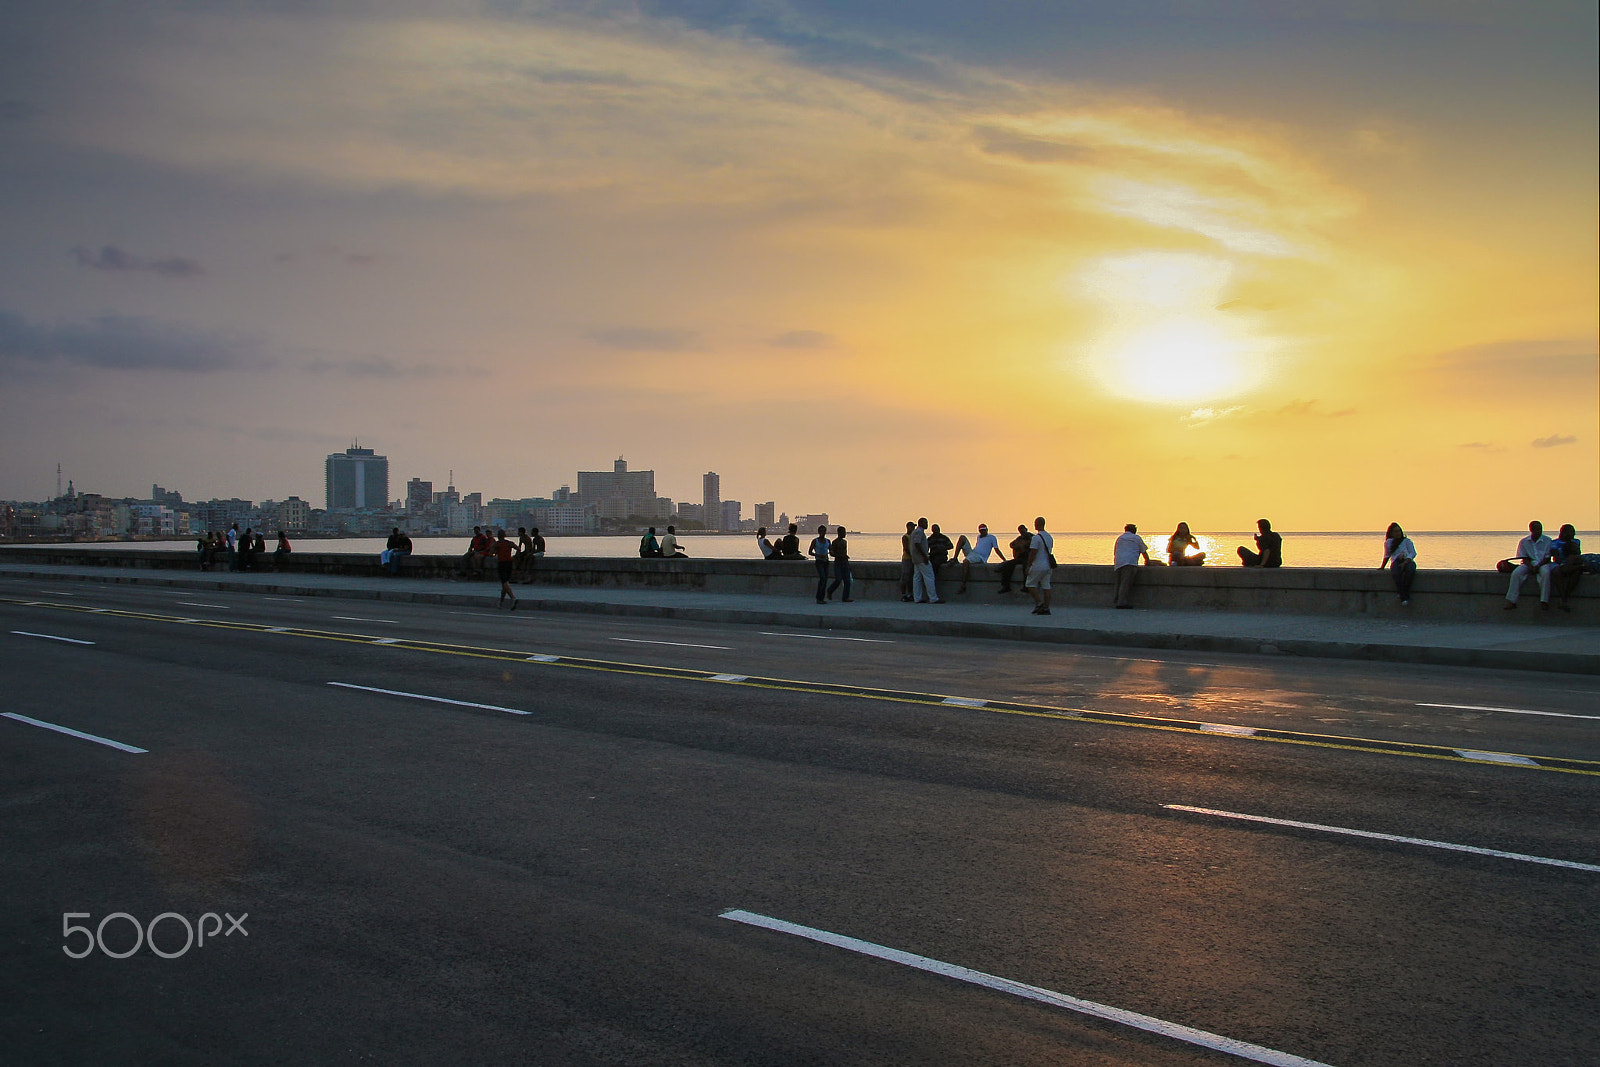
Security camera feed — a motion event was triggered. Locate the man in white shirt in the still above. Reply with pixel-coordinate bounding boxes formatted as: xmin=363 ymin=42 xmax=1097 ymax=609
xmin=1025 ymin=516 xmax=1054 ymax=616
xmin=1113 ymin=523 xmax=1151 ymax=608
xmin=1505 ymin=520 xmax=1555 ymax=609
xmin=659 ymin=525 xmax=687 ymax=558
xmin=951 ymin=523 xmax=1002 ymax=593
xmin=909 ymin=517 xmax=943 ymax=603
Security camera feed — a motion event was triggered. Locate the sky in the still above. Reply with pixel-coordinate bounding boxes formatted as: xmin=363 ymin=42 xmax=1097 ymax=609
xmin=1 ymin=0 xmax=1595 ymax=532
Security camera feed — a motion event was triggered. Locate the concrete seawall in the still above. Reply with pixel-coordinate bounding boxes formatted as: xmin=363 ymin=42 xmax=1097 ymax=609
xmin=2 ymin=546 xmax=1591 ymax=622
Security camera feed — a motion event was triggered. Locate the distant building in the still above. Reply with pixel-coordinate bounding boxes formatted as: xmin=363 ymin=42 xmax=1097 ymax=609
xmin=325 ymin=444 xmax=389 ymax=510
xmin=795 ymin=513 xmax=830 ymax=532
xmin=703 ymin=472 xmax=721 ymax=530
xmin=406 ymin=478 xmax=433 ymax=514
xmin=754 ymin=502 xmax=775 ymax=529
xmin=274 ymin=496 xmax=311 ymax=532
xmin=720 ymin=499 xmax=741 ymax=531
xmin=675 ymin=502 xmax=705 ymax=526
xmin=577 ymin=457 xmax=659 ymax=519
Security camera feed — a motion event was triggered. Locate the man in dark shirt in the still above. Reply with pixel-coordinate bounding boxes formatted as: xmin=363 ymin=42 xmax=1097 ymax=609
xmin=997 ymin=524 xmax=1032 ymax=592
xmin=776 ymin=523 xmax=804 ymax=560
xmin=926 ymin=523 xmax=954 ymax=570
xmin=1237 ymin=518 xmax=1283 ymax=568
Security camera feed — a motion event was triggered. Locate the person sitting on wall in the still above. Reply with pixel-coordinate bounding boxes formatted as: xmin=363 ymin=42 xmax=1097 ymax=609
xmin=1237 ymin=518 xmax=1283 ymax=568
xmin=1167 ymin=522 xmax=1206 ymax=566
xmin=659 ymin=525 xmax=688 ymax=558
xmin=639 ymin=527 xmax=662 ymax=558
xmin=462 ymin=526 xmax=490 ymax=579
xmin=997 ymin=524 xmax=1032 ymax=593
xmin=774 ymin=523 xmax=805 ymax=560
xmin=756 ymin=527 xmax=776 ymax=559
xmin=1503 ymin=520 xmax=1554 ymax=610
xmin=274 ymin=530 xmax=293 ymax=570
xmin=1548 ymin=523 xmax=1583 ymax=613
xmin=950 ymin=523 xmax=1003 ymax=593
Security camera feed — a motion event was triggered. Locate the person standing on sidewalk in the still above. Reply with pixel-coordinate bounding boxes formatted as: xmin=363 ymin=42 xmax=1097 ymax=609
xmin=827 ymin=526 xmax=853 ymax=602
xmin=494 ymin=529 xmax=519 ymax=609
xmin=1113 ymin=523 xmax=1150 ymax=608
xmin=910 ymin=517 xmax=943 ymax=603
xmin=1026 ymin=516 xmax=1054 ymax=615
xmin=808 ymin=525 xmax=831 ymax=604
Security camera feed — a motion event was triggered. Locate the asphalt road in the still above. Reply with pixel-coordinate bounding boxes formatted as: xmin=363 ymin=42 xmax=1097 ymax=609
xmin=2 ymin=577 xmax=1597 ymax=1065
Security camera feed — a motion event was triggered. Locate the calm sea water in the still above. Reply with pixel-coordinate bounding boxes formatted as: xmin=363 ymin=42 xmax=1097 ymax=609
xmin=31 ymin=531 xmax=1546 ymax=570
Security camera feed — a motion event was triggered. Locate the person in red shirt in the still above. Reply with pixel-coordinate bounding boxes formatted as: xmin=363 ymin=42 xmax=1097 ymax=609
xmin=493 ymin=529 xmax=519 ymax=609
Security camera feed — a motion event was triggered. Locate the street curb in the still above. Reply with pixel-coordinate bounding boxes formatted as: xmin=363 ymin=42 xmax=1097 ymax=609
xmin=6 ymin=567 xmax=1598 ymax=676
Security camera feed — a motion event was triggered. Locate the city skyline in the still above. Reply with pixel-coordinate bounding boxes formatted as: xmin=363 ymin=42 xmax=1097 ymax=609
xmin=1 ymin=2 xmax=1594 ymax=532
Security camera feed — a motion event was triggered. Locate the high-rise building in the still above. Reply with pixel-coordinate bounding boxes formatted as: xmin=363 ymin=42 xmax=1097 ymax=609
xmin=720 ymin=499 xmax=741 ymax=531
xmin=702 ymin=472 xmax=721 ymax=530
xmin=325 ymin=444 xmax=389 ymax=510
xmin=405 ymin=478 xmax=433 ymax=513
xmin=755 ymin=502 xmax=775 ymax=529
xmin=795 ymin=513 xmax=830 ymax=533
xmin=576 ymin=457 xmax=658 ymax=518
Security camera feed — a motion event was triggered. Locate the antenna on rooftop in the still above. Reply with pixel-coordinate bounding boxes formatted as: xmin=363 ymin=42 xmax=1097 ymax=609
xmin=56 ymin=463 xmax=62 ymax=499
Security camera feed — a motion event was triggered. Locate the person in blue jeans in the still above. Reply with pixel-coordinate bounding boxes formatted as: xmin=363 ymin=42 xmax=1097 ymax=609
xmin=826 ymin=526 xmax=853 ymax=602
xmin=808 ymin=525 xmax=831 ymax=604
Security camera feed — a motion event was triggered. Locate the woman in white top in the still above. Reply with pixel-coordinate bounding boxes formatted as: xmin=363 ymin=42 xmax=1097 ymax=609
xmin=1379 ymin=523 xmax=1417 ymax=605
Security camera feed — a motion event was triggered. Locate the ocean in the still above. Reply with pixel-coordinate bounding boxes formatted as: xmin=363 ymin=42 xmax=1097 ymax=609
xmin=29 ymin=530 xmax=1543 ymax=571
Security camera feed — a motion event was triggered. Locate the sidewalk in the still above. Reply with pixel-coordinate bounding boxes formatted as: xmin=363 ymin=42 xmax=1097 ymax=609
xmin=4 ymin=562 xmax=1598 ymax=675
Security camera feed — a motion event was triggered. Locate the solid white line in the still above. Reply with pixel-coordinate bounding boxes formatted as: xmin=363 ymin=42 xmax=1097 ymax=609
xmin=1200 ymin=723 xmax=1258 ymax=737
xmin=719 ymin=910 xmax=1334 ymax=1067
xmin=3 ymin=713 xmax=147 ymax=753
xmin=371 ymin=638 xmax=400 ymax=645
xmin=11 ymin=631 xmax=95 ymax=646
xmin=1418 ymin=702 xmax=1600 ymax=721
xmin=176 ymin=602 xmax=227 ymax=609
xmin=1164 ymin=805 xmax=1600 ymax=872
xmin=942 ymin=697 xmax=988 ymax=708
xmin=758 ymin=632 xmax=895 ymax=643
xmin=325 ymin=682 xmax=531 ymax=715
xmin=610 ymin=637 xmax=733 ymax=650
xmin=525 ymin=654 xmax=560 ymax=663
xmin=38 ymin=590 xmax=78 ymax=596
xmin=264 ymin=627 xmax=293 ymax=633
xmin=331 ymin=616 xmax=399 ymax=624
xmin=710 ymin=674 xmax=748 ymax=682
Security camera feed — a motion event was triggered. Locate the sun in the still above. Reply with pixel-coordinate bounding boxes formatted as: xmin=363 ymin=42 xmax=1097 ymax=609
xmin=1092 ymin=316 xmax=1264 ymax=404
xmin=1073 ymin=252 xmax=1273 ymax=405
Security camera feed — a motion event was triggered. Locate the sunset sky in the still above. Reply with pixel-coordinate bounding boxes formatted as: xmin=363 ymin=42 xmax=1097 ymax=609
xmin=1 ymin=0 xmax=1594 ymax=532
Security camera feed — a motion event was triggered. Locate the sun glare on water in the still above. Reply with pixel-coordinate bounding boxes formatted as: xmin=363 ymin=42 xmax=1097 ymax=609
xmin=1075 ymin=253 xmax=1271 ymax=405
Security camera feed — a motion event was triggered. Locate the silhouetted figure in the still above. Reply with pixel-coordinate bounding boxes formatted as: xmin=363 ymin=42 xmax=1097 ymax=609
xmin=1237 ymin=519 xmax=1282 ymax=568
xmin=1167 ymin=522 xmax=1206 ymax=566
xmin=1379 ymin=523 xmax=1416 ymax=605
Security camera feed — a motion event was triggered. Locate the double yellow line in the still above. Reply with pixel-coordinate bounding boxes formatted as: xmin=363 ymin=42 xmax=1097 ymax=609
xmin=8 ymin=595 xmax=1599 ymax=777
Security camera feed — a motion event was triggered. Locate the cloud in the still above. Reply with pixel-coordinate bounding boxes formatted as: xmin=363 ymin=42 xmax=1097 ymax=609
xmin=1458 ymin=441 xmax=1506 ymax=453
xmin=1183 ymin=405 xmax=1244 ymax=424
xmin=34 ymin=7 xmax=1360 ymax=257
xmin=1273 ymin=399 xmax=1355 ymax=418
xmin=302 ymin=356 xmax=488 ymax=379
xmin=71 ymin=244 xmax=205 ymax=278
xmin=1427 ymin=338 xmax=1598 ymax=379
xmin=769 ymin=329 xmax=834 ymax=349
xmin=1532 ymin=434 xmax=1578 ymax=449
xmin=586 ymin=327 xmax=702 ymax=351
xmin=0 ymin=308 xmax=257 ymax=373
